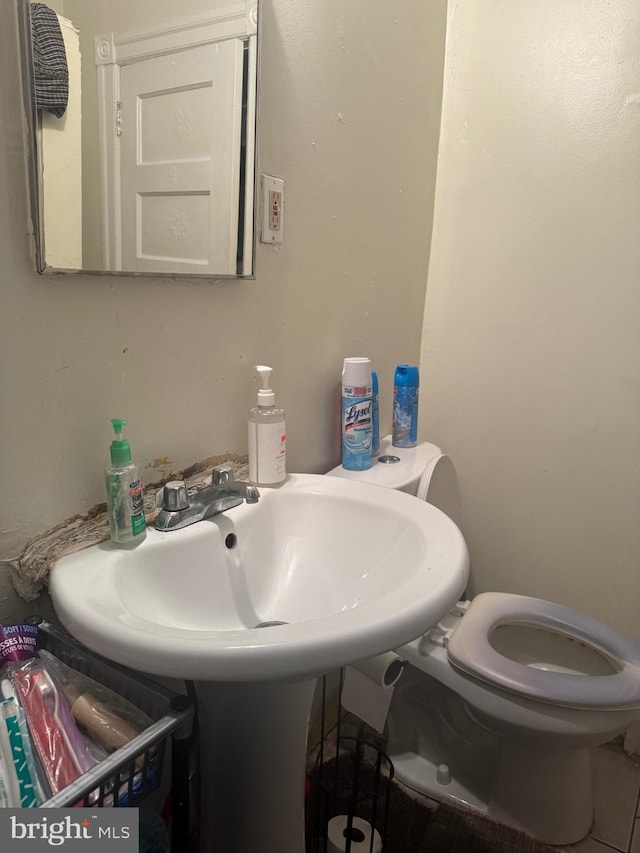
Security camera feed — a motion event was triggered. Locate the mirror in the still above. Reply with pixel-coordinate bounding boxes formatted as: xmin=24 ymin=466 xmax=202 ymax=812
xmin=19 ymin=0 xmax=259 ymax=278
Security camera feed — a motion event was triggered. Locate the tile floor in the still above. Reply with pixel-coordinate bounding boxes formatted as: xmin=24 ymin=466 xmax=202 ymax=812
xmin=559 ymin=741 xmax=640 ymax=853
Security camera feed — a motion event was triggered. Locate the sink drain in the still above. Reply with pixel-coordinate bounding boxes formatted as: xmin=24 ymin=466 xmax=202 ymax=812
xmin=255 ymin=620 xmax=288 ymax=628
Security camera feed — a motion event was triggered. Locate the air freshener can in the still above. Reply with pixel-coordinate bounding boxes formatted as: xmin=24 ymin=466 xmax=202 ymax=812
xmin=341 ymin=357 xmax=373 ymax=471
xmin=392 ymin=365 xmax=419 ymax=448
xmin=371 ymin=370 xmax=380 ymax=458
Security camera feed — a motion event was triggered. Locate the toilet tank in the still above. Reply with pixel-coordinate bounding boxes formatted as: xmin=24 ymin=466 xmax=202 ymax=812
xmin=326 ymin=435 xmax=442 ymax=495
xmin=326 ymin=435 xmax=462 ymax=528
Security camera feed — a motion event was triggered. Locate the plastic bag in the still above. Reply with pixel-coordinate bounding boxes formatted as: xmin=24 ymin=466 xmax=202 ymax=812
xmin=39 ymin=649 xmax=152 ymax=756
xmin=9 ymin=658 xmax=96 ymax=795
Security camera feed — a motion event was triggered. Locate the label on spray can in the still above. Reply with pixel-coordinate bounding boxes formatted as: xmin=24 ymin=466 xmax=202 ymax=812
xmin=392 ymin=365 xmax=419 ymax=448
xmin=341 ymin=358 xmax=373 ymax=470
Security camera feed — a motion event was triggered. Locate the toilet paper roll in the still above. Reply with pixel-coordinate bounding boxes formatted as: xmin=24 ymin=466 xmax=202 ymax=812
xmin=327 ymin=815 xmax=382 ymax=853
xmin=341 ymin=652 xmax=404 ymax=733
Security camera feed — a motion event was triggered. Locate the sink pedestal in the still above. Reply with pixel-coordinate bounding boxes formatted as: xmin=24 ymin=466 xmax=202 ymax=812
xmin=196 ymin=678 xmax=316 ymax=853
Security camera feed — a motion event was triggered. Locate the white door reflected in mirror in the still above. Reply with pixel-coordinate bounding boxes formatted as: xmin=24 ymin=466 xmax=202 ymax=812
xmin=115 ymin=37 xmax=244 ymax=273
xmin=21 ymin=0 xmax=259 ymax=279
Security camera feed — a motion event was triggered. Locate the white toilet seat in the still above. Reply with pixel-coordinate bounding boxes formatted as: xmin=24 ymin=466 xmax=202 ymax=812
xmin=446 ymin=592 xmax=640 ymax=710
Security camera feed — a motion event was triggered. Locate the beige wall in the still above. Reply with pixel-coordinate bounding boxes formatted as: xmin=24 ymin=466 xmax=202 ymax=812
xmin=0 ymin=1 xmax=447 ymax=620
xmin=421 ymin=0 xmax=640 ymax=640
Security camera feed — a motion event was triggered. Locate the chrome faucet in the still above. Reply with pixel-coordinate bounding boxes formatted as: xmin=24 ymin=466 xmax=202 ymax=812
xmin=155 ymin=466 xmax=260 ymax=532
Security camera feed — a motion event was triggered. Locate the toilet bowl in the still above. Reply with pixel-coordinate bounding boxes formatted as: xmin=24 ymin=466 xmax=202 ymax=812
xmin=327 ymin=438 xmax=640 ymax=845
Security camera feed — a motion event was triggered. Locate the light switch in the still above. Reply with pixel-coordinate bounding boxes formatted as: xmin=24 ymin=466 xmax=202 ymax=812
xmin=261 ymin=174 xmax=284 ymax=244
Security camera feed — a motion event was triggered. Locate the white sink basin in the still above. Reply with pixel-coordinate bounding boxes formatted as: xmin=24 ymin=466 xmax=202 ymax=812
xmin=50 ymin=474 xmax=468 ymax=681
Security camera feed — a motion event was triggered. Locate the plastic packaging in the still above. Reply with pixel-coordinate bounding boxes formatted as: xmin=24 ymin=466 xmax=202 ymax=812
xmin=1 ymin=678 xmax=47 ymax=804
xmin=392 ymin=365 xmax=419 ymax=448
xmin=341 ymin=358 xmax=373 ymax=471
xmin=10 ymin=658 xmax=96 ymax=795
xmin=34 ymin=649 xmax=157 ymax=806
xmin=248 ymin=365 xmax=286 ymax=486
xmin=1 ymin=698 xmax=38 ymax=806
xmin=0 ymin=701 xmax=22 ymax=807
xmin=0 ymin=622 xmax=39 ymax=667
xmin=40 ymin=649 xmax=151 ymax=759
xmin=371 ymin=370 xmax=380 ymax=458
xmin=105 ymin=418 xmax=147 ymax=547
xmin=0 ymin=624 xmax=50 ymax=804
xmin=0 ymin=622 xmax=174 ymax=810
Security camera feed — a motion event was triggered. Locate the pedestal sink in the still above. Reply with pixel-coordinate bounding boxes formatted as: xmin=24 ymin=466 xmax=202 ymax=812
xmin=50 ymin=474 xmax=469 ymax=852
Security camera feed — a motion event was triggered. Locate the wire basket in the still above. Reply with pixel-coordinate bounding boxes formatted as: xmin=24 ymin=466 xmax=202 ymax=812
xmin=307 ymin=670 xmax=394 ymax=853
xmin=25 ymin=618 xmax=194 ymax=851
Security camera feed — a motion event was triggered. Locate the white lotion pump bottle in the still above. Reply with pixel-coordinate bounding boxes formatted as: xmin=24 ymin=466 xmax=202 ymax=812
xmin=248 ymin=365 xmax=286 ymax=486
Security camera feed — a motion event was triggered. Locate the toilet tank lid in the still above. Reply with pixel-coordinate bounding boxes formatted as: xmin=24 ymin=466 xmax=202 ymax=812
xmin=326 ymin=436 xmax=441 ymax=492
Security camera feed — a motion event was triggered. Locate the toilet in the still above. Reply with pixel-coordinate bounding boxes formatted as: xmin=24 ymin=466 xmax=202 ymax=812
xmin=327 ymin=437 xmax=640 ymax=846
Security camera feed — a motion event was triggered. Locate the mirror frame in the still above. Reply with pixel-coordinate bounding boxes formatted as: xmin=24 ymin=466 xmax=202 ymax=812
xmin=17 ymin=0 xmax=260 ymax=281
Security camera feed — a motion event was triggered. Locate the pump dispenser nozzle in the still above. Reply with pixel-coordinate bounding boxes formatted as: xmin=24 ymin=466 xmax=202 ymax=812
xmin=109 ymin=418 xmax=132 ymax=466
xmin=110 ymin=418 xmax=126 ymax=440
xmin=255 ymin=365 xmax=275 ymax=407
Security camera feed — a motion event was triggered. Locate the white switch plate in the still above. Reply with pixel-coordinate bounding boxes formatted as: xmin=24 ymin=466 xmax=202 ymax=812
xmin=261 ymin=174 xmax=284 ymax=244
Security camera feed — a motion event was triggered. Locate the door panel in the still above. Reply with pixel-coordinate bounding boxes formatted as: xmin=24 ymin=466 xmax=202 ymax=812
xmin=119 ymin=40 xmax=244 ymax=274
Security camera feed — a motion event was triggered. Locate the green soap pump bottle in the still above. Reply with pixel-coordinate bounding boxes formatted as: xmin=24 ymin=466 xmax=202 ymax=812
xmin=105 ymin=418 xmax=147 ymax=547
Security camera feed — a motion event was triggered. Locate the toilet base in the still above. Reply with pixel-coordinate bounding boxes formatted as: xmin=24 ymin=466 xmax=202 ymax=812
xmin=390 ymin=740 xmax=593 ymax=845
xmin=386 ymin=666 xmax=500 ymax=814
xmin=386 ymin=665 xmax=595 ymax=845
xmin=390 ymin=750 xmax=491 ymax=813
xmin=489 ymin=742 xmax=593 ymax=845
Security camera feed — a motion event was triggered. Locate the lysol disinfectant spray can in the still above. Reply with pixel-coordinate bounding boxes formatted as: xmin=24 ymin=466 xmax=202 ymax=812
xmin=392 ymin=364 xmax=419 ymax=448
xmin=341 ymin=357 xmax=373 ymax=470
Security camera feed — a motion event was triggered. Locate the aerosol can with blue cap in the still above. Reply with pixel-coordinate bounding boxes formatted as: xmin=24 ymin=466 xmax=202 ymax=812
xmin=392 ymin=365 xmax=419 ymax=448
xmin=371 ymin=370 xmax=380 ymax=458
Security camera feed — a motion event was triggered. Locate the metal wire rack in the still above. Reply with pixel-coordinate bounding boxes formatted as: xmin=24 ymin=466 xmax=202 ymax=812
xmin=307 ymin=670 xmax=394 ymax=853
xmin=26 ymin=617 xmax=194 ymax=853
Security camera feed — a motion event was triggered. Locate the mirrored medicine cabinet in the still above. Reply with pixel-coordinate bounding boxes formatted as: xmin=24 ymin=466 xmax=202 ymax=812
xmin=17 ymin=0 xmax=260 ymax=279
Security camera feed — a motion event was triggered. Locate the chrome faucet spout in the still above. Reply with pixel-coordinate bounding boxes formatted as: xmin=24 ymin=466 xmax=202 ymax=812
xmin=155 ymin=466 xmax=260 ymax=532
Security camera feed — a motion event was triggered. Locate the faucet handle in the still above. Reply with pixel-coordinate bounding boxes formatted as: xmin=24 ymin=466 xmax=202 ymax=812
xmin=212 ymin=465 xmax=234 ymax=487
xmin=162 ymin=480 xmax=190 ymax=512
xmin=245 ymin=485 xmax=260 ymax=504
